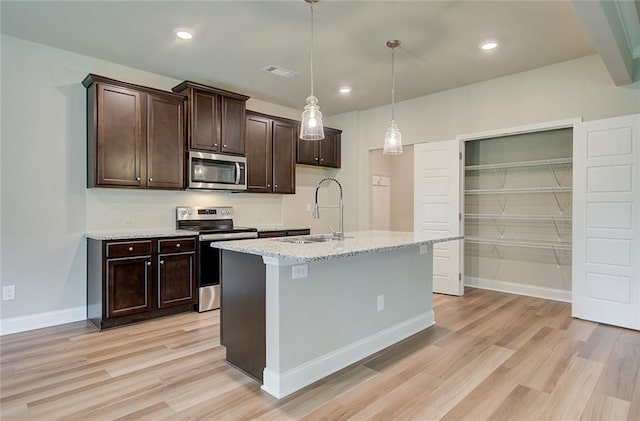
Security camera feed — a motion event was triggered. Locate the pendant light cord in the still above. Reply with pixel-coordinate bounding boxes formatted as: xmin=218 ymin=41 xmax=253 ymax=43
xmin=309 ymin=1 xmax=315 ymax=98
xmin=391 ymin=44 xmax=396 ymax=121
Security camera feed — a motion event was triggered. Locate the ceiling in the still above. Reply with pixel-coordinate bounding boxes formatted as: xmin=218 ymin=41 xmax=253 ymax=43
xmin=0 ymin=1 xmax=637 ymax=116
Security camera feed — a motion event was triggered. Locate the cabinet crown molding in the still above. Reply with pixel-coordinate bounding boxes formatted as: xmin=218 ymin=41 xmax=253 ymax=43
xmin=172 ymin=80 xmax=250 ymax=101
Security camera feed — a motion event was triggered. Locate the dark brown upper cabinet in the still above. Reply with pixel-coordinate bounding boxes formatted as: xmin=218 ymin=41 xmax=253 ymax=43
xmin=172 ymin=81 xmax=249 ymax=156
xmin=296 ymin=126 xmax=342 ymax=168
xmin=245 ymin=111 xmax=297 ymax=194
xmin=83 ymin=74 xmax=186 ymax=189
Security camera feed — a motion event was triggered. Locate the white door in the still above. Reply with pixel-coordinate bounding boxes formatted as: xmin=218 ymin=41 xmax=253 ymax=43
xmin=573 ymin=113 xmax=640 ymax=330
xmin=372 ymin=176 xmax=391 ymax=230
xmin=414 ymin=140 xmax=463 ymax=295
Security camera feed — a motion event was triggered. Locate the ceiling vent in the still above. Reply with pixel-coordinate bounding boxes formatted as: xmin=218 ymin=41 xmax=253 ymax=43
xmin=262 ymin=65 xmax=299 ymax=78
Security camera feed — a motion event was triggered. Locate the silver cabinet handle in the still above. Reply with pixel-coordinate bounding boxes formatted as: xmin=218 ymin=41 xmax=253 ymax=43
xmin=149 ymin=178 xmax=153 ymax=182
xmin=267 ymin=184 xmax=271 ymax=187
xmin=136 ymin=176 xmax=141 ymax=181
xmin=320 ymin=158 xmax=324 ymax=162
xmin=214 ymin=143 xmax=218 ymax=147
xmin=147 ymin=261 xmax=151 ymax=266
xmin=176 ymin=243 xmax=181 ymax=248
xmin=128 ymin=247 xmax=134 ymax=251
xmin=275 ymin=184 xmax=278 ymax=188
xmin=160 ymin=260 xmax=164 ymax=265
xmin=314 ymin=157 xmax=319 ymax=161
xmin=224 ymin=144 xmax=227 ymax=148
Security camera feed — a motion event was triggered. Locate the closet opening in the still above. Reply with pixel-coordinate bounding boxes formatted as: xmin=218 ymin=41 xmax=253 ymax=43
xmin=463 ymin=128 xmax=573 ymax=302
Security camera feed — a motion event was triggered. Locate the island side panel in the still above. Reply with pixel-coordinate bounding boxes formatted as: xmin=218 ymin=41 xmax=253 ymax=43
xmin=263 ymin=244 xmax=434 ymax=398
xmin=220 ymin=250 xmax=266 ymax=382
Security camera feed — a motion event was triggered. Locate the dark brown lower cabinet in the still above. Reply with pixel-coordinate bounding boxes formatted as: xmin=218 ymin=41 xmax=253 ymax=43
xmin=107 ymin=257 xmax=152 ymax=318
xmin=221 ymin=250 xmax=266 ymax=382
xmin=88 ymin=236 xmax=197 ymax=330
xmin=157 ymin=252 xmax=197 ymax=309
xmin=221 ymin=229 xmax=309 ymax=382
xmin=257 ymin=228 xmax=310 ymax=239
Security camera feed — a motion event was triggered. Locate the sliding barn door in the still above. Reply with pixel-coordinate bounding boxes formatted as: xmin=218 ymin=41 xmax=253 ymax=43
xmin=414 ymin=140 xmax=463 ymax=295
xmin=573 ymin=114 xmax=640 ymax=330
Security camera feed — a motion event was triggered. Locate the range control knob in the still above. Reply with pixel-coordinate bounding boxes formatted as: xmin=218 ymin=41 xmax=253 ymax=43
xmin=180 ymin=210 xmax=187 ymax=216
xmin=188 ymin=210 xmax=193 ymax=215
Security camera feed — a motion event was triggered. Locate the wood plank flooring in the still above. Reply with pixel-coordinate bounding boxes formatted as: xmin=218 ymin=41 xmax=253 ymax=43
xmin=1 ymin=287 xmax=639 ymax=420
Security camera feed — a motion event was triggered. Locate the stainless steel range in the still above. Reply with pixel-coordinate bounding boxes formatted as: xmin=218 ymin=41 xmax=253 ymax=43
xmin=176 ymin=206 xmax=258 ymax=312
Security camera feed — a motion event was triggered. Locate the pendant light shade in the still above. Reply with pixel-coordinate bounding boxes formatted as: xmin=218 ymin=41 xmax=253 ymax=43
xmin=383 ymin=40 xmax=402 ymax=155
xmin=300 ymin=0 xmax=325 ymax=141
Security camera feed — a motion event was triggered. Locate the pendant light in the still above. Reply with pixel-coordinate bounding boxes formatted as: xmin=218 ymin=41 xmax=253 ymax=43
xmin=300 ymin=0 xmax=325 ymax=141
xmin=383 ymin=39 xmax=402 ymax=155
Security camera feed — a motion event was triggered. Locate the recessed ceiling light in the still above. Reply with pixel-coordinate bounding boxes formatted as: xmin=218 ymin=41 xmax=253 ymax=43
xmin=339 ymin=86 xmax=352 ymax=94
xmin=176 ymin=30 xmax=193 ymax=40
xmin=479 ymin=41 xmax=498 ymax=51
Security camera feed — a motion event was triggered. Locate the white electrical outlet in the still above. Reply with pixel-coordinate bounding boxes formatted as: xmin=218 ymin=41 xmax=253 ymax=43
xmin=292 ymin=264 xmax=308 ymax=279
xmin=3 ymin=285 xmax=15 ymax=301
xmin=377 ymin=294 xmax=384 ymax=312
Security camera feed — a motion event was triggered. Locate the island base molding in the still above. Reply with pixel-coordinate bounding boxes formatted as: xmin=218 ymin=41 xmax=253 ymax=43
xmin=261 ymin=310 xmax=435 ymax=399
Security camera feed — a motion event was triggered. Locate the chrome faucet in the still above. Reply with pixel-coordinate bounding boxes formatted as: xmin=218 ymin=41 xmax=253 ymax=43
xmin=313 ymin=177 xmax=344 ymax=239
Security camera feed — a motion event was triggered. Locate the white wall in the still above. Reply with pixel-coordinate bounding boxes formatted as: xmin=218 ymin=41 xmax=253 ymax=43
xmin=369 ymin=145 xmax=414 ymax=231
xmin=353 ymin=54 xmax=640 ymax=231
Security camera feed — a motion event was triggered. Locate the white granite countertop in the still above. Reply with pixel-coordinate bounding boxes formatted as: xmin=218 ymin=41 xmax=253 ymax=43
xmin=212 ymin=230 xmax=463 ymax=263
xmin=85 ymin=230 xmax=197 ymax=241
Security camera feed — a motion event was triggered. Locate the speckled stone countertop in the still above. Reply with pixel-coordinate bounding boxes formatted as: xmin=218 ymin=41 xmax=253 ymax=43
xmin=212 ymin=230 xmax=463 ymax=263
xmin=255 ymin=225 xmax=311 ymax=232
xmin=85 ymin=230 xmax=196 ymax=241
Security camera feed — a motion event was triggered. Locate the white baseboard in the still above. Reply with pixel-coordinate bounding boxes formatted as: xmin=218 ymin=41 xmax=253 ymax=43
xmin=465 ymin=276 xmax=571 ymax=303
xmin=0 ymin=306 xmax=86 ymax=336
xmin=261 ymin=311 xmax=435 ymax=399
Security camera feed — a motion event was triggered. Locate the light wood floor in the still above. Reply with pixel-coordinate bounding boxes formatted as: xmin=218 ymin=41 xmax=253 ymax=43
xmin=1 ymin=288 xmax=639 ymax=420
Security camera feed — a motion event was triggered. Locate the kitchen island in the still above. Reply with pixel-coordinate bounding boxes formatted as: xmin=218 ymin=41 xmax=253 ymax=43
xmin=213 ymin=230 xmax=462 ymax=399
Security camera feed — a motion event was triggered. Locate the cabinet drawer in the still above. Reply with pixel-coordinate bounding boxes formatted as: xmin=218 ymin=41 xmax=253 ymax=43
xmin=258 ymin=230 xmax=287 ymax=238
xmin=106 ymin=240 xmax=152 ymax=258
xmin=287 ymin=229 xmax=310 ymax=237
xmin=158 ymin=237 xmax=196 ymax=253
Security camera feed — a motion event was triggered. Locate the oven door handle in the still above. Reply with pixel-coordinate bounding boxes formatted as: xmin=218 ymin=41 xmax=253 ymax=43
xmin=235 ymin=162 xmax=241 ymax=185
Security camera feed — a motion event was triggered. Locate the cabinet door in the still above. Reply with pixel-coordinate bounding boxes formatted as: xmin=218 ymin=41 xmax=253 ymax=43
xmin=245 ymin=114 xmax=273 ymax=192
xmin=157 ymin=252 xmax=197 ymax=308
xmin=107 ymin=257 xmax=152 ymax=318
xmin=221 ymin=96 xmax=246 ymax=155
xmin=319 ymin=128 xmax=341 ymax=168
xmin=96 ymin=83 xmax=144 ymax=187
xmin=191 ymin=89 xmax=220 ymax=151
xmin=146 ymin=94 xmax=185 ymax=189
xmin=297 ymin=136 xmax=318 ymax=166
xmin=272 ymin=119 xmax=297 ymax=194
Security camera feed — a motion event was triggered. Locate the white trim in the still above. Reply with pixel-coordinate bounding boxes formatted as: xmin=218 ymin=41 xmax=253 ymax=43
xmin=261 ymin=310 xmax=435 ymax=399
xmin=465 ymin=276 xmax=571 ymax=303
xmin=0 ymin=306 xmax=86 ymax=336
xmin=456 ymin=118 xmax=582 ymax=142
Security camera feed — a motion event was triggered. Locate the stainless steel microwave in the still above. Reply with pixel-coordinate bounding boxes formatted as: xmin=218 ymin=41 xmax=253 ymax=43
xmin=187 ymin=151 xmax=247 ymax=191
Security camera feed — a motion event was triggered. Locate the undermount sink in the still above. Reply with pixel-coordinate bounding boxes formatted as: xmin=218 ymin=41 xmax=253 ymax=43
xmin=279 ymin=235 xmax=351 ymax=244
